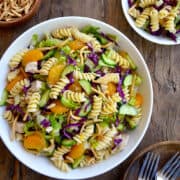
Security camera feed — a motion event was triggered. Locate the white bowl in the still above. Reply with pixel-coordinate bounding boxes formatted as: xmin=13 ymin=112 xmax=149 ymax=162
xmin=121 ymin=0 xmax=180 ymax=45
xmin=0 ymin=16 xmax=153 ymax=179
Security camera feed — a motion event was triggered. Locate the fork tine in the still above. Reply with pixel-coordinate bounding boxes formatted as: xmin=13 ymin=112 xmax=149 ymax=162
xmin=166 ymin=156 xmax=180 ymax=179
xmin=143 ymin=153 xmax=154 ymax=179
xmin=146 ymin=153 xmax=160 ymax=180
xmin=138 ymin=152 xmax=152 ymax=178
xmin=171 ymin=166 xmax=180 ymax=180
xmin=151 ymin=154 xmax=160 ymax=179
xmin=161 ymin=152 xmax=179 ymax=174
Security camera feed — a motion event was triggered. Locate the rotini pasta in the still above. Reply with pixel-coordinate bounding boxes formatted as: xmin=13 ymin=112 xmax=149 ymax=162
xmin=94 ymin=126 xmax=117 ymax=151
xmin=7 ymin=69 xmax=20 ymax=82
xmin=139 ymin=0 xmax=156 ymax=8
xmin=63 ymin=90 xmax=86 ymax=103
xmin=9 ymin=49 xmax=28 ymax=70
xmin=73 ymin=70 xmax=98 ymax=81
xmin=110 ymin=50 xmax=130 ymax=68
xmin=73 ymin=124 xmax=94 ymax=143
xmin=27 ymin=92 xmax=40 ymax=112
xmin=135 ymin=8 xmax=151 ymax=28
xmin=40 ymin=57 xmax=58 ymax=75
xmin=10 ymin=78 xmax=30 ymax=96
xmin=150 ymin=8 xmax=159 ymax=32
xmin=52 ymin=27 xmax=73 ymax=39
xmin=49 ymin=78 xmax=70 ymax=99
xmin=93 ymin=73 xmax=119 ymax=84
xmin=88 ymin=96 xmax=102 ymax=119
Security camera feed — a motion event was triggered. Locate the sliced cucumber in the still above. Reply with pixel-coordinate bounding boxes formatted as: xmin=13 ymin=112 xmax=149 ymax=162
xmin=72 ymin=155 xmax=85 ymax=169
xmin=129 ymin=97 xmax=136 ymax=106
xmin=99 ymin=122 xmax=109 ymax=128
xmin=61 ymin=139 xmax=76 ymax=147
xmin=119 ymin=104 xmax=137 ymax=116
xmin=61 ymin=65 xmax=75 ymax=78
xmin=124 ymin=53 xmax=137 ymax=70
xmin=43 ymin=49 xmax=55 ymax=60
xmin=61 ymin=96 xmax=78 ymax=109
xmin=54 ymin=50 xmax=66 ymax=62
xmin=135 ymin=75 xmax=142 ymax=86
xmin=101 ymin=54 xmax=116 ymax=66
xmin=0 ymin=89 xmax=8 ymax=106
xmin=126 ymin=117 xmax=137 ymax=129
xmin=61 ymin=45 xmax=71 ymax=55
xmin=39 ymin=90 xmax=50 ymax=107
xmin=123 ymin=74 xmax=133 ymax=87
xmin=79 ymin=100 xmax=92 ymax=117
xmin=79 ymin=80 xmax=92 ymax=95
xmin=117 ymin=123 xmax=125 ymax=131
xmin=98 ymin=59 xmax=115 ymax=68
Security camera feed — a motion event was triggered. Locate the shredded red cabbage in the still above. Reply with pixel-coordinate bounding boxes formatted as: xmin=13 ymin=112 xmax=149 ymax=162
xmin=6 ymin=104 xmax=24 ymax=115
xmin=115 ymin=117 xmax=120 ymax=127
xmin=40 ymin=119 xmax=51 ymax=128
xmin=114 ymin=138 xmax=122 ymax=146
xmin=84 ymin=65 xmax=91 ymax=73
xmin=100 ymin=32 xmax=115 ymax=43
xmin=67 ymin=56 xmax=76 ymax=65
xmin=164 ymin=0 xmax=177 ymax=6
xmin=117 ymin=77 xmax=126 ymax=103
xmin=95 ymin=70 xmax=105 ymax=76
xmin=128 ymin=0 xmax=134 ymax=7
xmin=61 ymin=72 xmax=74 ymax=92
xmin=167 ymin=32 xmax=177 ymax=41
xmin=86 ymin=42 xmax=93 ymax=51
xmin=88 ymin=52 xmax=99 ymax=65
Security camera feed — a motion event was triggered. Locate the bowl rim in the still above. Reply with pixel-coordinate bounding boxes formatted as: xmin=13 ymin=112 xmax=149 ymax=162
xmin=0 ymin=0 xmax=41 ymax=27
xmin=121 ymin=0 xmax=180 ymax=46
xmin=0 ymin=16 xmax=153 ymax=179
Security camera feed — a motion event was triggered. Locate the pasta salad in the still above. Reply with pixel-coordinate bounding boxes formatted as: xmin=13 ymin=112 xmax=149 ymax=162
xmin=0 ymin=25 xmax=143 ymax=172
xmin=128 ymin=0 xmax=180 ymax=41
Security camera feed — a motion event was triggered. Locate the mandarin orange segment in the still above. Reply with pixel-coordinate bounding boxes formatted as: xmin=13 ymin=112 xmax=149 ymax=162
xmin=47 ymin=64 xmax=65 ymax=85
xmin=69 ymin=40 xmax=85 ymax=50
xmin=22 ymin=49 xmax=43 ymax=66
xmin=68 ymin=81 xmax=82 ymax=92
xmin=135 ymin=93 xmax=143 ymax=106
xmin=50 ymin=100 xmax=69 ymax=114
xmin=68 ymin=143 xmax=85 ymax=159
xmin=106 ymin=82 xmax=117 ymax=96
xmin=23 ymin=132 xmax=46 ymax=151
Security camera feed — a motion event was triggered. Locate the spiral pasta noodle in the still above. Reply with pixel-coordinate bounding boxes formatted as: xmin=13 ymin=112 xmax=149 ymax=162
xmin=150 ymin=8 xmax=159 ymax=32
xmin=49 ymin=78 xmax=70 ymax=99
xmin=123 ymin=86 xmax=130 ymax=102
xmin=110 ymin=50 xmax=130 ymax=68
xmin=52 ymin=27 xmax=73 ymax=39
xmin=164 ymin=11 xmax=177 ymax=33
xmin=3 ymin=110 xmax=14 ymax=124
xmin=10 ymin=78 xmax=30 ymax=96
xmin=7 ymin=69 xmax=20 ymax=82
xmin=40 ymin=57 xmax=58 ymax=75
xmin=73 ymin=70 xmax=98 ymax=81
xmin=135 ymin=8 xmax=151 ymax=28
xmin=63 ymin=90 xmax=86 ymax=103
xmin=139 ymin=0 xmax=156 ymax=8
xmin=95 ymin=126 xmax=117 ymax=151
xmin=51 ymin=158 xmax=70 ymax=172
xmin=9 ymin=49 xmax=28 ymax=70
xmin=73 ymin=124 xmax=94 ymax=143
xmin=88 ymin=96 xmax=102 ymax=119
xmin=101 ymin=98 xmax=118 ymax=115
xmin=80 ymin=157 xmax=96 ymax=167
xmin=27 ymin=92 xmax=40 ymax=113
xmin=128 ymin=4 xmax=140 ymax=19
xmin=93 ymin=73 xmax=119 ymax=84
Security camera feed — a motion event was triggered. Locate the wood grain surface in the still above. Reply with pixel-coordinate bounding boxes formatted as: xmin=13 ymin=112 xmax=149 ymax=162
xmin=0 ymin=0 xmax=179 ymax=180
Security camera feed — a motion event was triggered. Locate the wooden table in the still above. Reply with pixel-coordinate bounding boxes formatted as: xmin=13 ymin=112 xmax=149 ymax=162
xmin=0 ymin=0 xmax=179 ymax=179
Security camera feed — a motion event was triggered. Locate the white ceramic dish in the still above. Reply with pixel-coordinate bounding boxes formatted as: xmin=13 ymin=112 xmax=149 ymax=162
xmin=121 ymin=0 xmax=180 ymax=45
xmin=0 ymin=16 xmax=153 ymax=179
